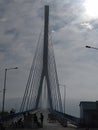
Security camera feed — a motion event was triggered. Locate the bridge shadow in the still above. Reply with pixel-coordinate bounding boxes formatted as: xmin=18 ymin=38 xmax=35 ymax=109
xmin=33 ymin=109 xmax=81 ymax=130
xmin=4 ymin=109 xmax=86 ymax=130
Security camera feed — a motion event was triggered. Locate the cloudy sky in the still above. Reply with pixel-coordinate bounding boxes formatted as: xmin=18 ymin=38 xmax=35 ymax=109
xmin=0 ymin=0 xmax=98 ymax=116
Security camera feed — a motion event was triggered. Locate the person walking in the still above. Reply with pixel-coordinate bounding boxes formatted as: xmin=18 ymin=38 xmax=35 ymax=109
xmin=40 ymin=113 xmax=44 ymax=127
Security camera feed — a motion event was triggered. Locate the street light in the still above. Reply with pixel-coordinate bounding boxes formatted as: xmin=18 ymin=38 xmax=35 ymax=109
xmin=85 ymin=45 xmax=98 ymax=50
xmin=59 ymin=84 xmax=66 ymax=113
xmin=2 ymin=67 xmax=18 ymax=113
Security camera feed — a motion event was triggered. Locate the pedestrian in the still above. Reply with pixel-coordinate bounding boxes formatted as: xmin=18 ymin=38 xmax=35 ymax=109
xmin=40 ymin=113 xmax=44 ymax=127
xmin=33 ymin=114 xmax=40 ymax=127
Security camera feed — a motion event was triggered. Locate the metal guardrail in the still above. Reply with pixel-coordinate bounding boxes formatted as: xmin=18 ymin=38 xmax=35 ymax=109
xmin=49 ymin=109 xmax=81 ymax=127
xmin=0 ymin=109 xmax=38 ymax=122
xmin=48 ymin=109 xmax=67 ymax=127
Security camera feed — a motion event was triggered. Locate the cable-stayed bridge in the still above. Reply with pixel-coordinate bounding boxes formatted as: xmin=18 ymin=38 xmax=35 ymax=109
xmin=20 ymin=5 xmax=62 ymax=113
xmin=0 ymin=5 xmax=81 ymax=128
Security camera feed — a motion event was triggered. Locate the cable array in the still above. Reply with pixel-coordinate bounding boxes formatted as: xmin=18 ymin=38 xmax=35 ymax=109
xmin=20 ymin=5 xmax=63 ymax=113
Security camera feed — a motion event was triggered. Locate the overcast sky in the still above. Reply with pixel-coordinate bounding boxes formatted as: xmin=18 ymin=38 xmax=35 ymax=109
xmin=0 ymin=0 xmax=98 ymax=116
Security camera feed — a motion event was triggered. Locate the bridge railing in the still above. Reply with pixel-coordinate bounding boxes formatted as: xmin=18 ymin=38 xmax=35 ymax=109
xmin=48 ymin=109 xmax=67 ymax=127
xmin=0 ymin=109 xmax=38 ymax=122
xmin=49 ymin=109 xmax=81 ymax=127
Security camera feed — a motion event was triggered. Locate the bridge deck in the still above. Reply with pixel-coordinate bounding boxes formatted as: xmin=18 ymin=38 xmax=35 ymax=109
xmin=6 ymin=122 xmax=85 ymax=130
xmin=6 ymin=122 xmax=84 ymax=130
xmin=5 ymin=109 xmax=86 ymax=130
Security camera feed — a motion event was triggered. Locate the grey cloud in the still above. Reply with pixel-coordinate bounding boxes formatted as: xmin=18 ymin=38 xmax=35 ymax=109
xmin=90 ymin=20 xmax=98 ymax=29
xmin=0 ymin=0 xmax=7 ymax=19
xmin=4 ymin=28 xmax=19 ymax=40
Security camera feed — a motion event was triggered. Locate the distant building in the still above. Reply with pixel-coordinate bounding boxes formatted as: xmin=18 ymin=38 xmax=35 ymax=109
xmin=80 ymin=101 xmax=98 ymax=127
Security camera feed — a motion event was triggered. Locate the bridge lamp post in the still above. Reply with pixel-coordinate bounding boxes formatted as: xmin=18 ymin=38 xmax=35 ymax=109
xmin=85 ymin=45 xmax=98 ymax=50
xmin=2 ymin=67 xmax=18 ymax=113
xmin=59 ymin=84 xmax=66 ymax=113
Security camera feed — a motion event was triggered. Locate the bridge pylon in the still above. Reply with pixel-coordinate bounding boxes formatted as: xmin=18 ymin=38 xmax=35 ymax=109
xmin=35 ymin=5 xmax=53 ymax=109
xmin=20 ymin=5 xmax=63 ymax=113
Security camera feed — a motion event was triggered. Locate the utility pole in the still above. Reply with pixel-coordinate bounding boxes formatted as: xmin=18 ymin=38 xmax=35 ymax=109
xmin=59 ymin=84 xmax=66 ymax=113
xmin=2 ymin=69 xmax=7 ymax=113
xmin=63 ymin=85 xmax=66 ymax=113
xmin=2 ymin=67 xmax=18 ymax=113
